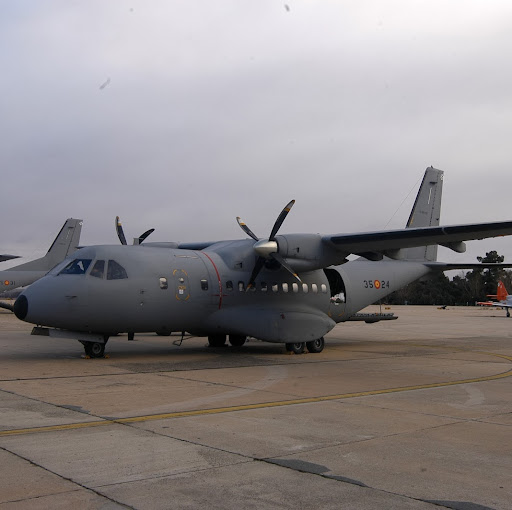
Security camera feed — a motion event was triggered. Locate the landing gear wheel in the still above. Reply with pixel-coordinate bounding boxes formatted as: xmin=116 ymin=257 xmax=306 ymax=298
xmin=208 ymin=334 xmax=227 ymax=347
xmin=285 ymin=342 xmax=306 ymax=354
xmin=83 ymin=341 xmax=106 ymax=358
xmin=229 ymin=335 xmax=246 ymax=347
xmin=306 ymin=337 xmax=325 ymax=353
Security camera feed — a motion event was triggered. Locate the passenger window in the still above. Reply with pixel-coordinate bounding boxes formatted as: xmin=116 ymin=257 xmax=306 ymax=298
xmin=272 ymin=283 xmax=279 ymax=293
xmin=261 ymin=282 xmax=268 ymax=292
xmin=238 ymin=281 xmax=245 ymax=292
xmin=292 ymin=283 xmax=299 ymax=293
xmin=90 ymin=260 xmax=105 ymax=279
xmin=107 ymin=260 xmax=128 ymax=280
xmin=59 ymin=259 xmax=92 ymax=275
xmin=159 ymin=277 xmax=168 ymax=290
xmin=201 ymin=279 xmax=209 ymax=290
xmin=282 ymin=283 xmax=289 ymax=293
xmin=312 ymin=283 xmax=318 ymax=294
xmin=302 ymin=283 xmax=309 ymax=293
xmin=321 ymin=284 xmax=327 ymax=293
xmin=226 ymin=280 xmax=233 ymax=291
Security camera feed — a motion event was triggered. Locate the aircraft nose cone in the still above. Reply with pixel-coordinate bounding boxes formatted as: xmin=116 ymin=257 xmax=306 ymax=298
xmin=13 ymin=295 xmax=28 ymax=320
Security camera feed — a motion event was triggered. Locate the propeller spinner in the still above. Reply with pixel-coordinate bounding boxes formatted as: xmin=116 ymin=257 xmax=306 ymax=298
xmin=236 ymin=200 xmax=301 ymax=289
xmin=115 ymin=216 xmax=155 ymax=245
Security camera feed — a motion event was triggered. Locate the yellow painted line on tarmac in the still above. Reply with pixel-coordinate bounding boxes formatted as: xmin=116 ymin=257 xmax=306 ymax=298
xmin=0 ymin=420 xmax=115 ymax=437
xmin=1 ymin=370 xmax=510 ymax=436
xmin=2 ymin=354 xmax=512 ymax=438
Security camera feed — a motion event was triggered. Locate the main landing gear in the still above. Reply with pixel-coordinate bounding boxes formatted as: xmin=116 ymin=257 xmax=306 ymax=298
xmin=207 ymin=334 xmax=248 ymax=348
xmin=81 ymin=337 xmax=109 ymax=358
xmin=208 ymin=334 xmax=227 ymax=347
xmin=229 ymin=335 xmax=246 ymax=347
xmin=285 ymin=337 xmax=325 ymax=354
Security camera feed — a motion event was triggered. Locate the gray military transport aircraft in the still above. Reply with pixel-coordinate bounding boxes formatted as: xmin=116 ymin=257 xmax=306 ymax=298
xmin=0 ymin=219 xmax=82 ymax=306
xmin=12 ymin=167 xmax=512 ymax=358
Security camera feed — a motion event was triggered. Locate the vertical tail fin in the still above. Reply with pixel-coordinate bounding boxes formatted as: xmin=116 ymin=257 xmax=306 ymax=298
xmin=404 ymin=167 xmax=444 ymax=261
xmin=497 ymin=280 xmax=508 ymax=302
xmin=10 ymin=219 xmax=82 ymax=271
xmin=44 ymin=218 xmax=83 ymax=266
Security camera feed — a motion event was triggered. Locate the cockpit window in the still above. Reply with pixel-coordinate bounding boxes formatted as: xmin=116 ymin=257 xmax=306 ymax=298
xmin=107 ymin=260 xmax=128 ymax=280
xmin=59 ymin=259 xmax=92 ymax=275
xmin=90 ymin=260 xmax=105 ymax=279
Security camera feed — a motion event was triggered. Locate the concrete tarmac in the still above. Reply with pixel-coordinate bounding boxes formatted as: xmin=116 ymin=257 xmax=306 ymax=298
xmin=0 ymin=305 xmax=511 ymax=509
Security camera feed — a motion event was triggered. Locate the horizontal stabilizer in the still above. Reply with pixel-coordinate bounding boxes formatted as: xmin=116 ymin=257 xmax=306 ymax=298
xmin=424 ymin=262 xmax=512 ymax=271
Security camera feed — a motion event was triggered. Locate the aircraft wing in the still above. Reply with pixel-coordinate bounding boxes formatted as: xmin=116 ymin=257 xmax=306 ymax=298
xmin=324 ymin=221 xmax=512 ymax=256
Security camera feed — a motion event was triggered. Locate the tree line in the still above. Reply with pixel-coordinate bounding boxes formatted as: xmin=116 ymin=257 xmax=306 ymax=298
xmin=386 ymin=251 xmax=512 ymax=306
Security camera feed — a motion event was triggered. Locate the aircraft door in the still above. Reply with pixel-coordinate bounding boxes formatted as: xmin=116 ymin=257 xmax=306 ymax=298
xmin=171 ymin=254 xmax=215 ymax=308
xmin=324 ymin=268 xmax=347 ymax=320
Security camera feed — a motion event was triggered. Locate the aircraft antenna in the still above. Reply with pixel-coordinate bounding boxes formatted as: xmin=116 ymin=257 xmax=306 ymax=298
xmin=383 ymin=174 xmax=422 ymax=229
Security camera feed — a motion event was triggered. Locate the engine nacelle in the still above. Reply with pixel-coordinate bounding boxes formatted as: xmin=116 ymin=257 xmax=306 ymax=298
xmin=276 ymin=234 xmax=348 ymax=272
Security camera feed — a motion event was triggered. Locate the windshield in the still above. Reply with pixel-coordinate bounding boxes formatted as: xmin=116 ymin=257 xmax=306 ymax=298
xmin=107 ymin=260 xmax=128 ymax=280
xmin=58 ymin=259 xmax=92 ymax=275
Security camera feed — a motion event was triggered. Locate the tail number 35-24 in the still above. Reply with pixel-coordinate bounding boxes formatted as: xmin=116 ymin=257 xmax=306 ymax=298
xmin=363 ymin=280 xmax=390 ymax=289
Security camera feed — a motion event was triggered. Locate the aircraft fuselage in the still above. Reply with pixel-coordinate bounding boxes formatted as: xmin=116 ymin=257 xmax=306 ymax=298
xmin=15 ymin=244 xmax=432 ymax=343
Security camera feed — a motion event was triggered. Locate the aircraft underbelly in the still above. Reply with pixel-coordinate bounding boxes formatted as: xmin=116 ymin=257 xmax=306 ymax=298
xmin=205 ymin=306 xmax=335 ymax=342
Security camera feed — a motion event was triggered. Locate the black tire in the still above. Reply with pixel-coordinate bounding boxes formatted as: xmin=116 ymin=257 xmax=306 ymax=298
xmin=83 ymin=341 xmax=106 ymax=358
xmin=306 ymin=337 xmax=325 ymax=353
xmin=208 ymin=334 xmax=227 ymax=347
xmin=156 ymin=330 xmax=172 ymax=336
xmin=285 ymin=342 xmax=305 ymax=354
xmin=229 ymin=335 xmax=246 ymax=347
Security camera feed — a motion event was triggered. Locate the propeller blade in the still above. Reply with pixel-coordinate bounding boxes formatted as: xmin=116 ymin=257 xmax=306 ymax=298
xmin=246 ymin=256 xmax=266 ymax=290
xmin=269 ymin=200 xmax=295 ymax=241
xmin=243 ymin=199 xmax=297 ymax=290
xmin=236 ymin=216 xmax=259 ymax=241
xmin=138 ymin=228 xmax=155 ymax=244
xmin=115 ymin=216 xmax=127 ymax=245
xmin=271 ymin=252 xmax=302 ymax=283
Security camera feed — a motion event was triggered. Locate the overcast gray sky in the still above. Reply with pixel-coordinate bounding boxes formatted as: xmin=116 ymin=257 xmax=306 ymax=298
xmin=2 ymin=0 xmax=512 ymax=267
